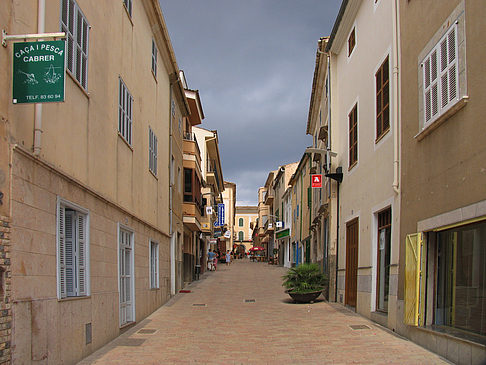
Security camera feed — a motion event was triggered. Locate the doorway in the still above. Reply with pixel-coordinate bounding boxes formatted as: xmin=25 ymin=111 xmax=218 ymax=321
xmin=345 ymin=218 xmax=359 ymax=307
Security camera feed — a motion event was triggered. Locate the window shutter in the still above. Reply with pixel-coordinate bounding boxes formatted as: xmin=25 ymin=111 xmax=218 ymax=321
xmin=59 ymin=205 xmax=67 ymax=298
xmin=423 ymin=24 xmax=458 ymax=126
xmin=65 ymin=210 xmax=75 ymax=297
xmin=404 ymin=233 xmax=424 ymax=326
xmin=78 ymin=213 xmax=87 ymax=296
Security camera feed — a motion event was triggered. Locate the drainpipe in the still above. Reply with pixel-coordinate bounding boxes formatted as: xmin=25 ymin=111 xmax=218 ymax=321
xmin=392 ymin=0 xmax=400 ymax=194
xmin=169 ymin=84 xmax=175 ymax=295
xmin=33 ymin=0 xmax=45 ymax=156
xmin=327 ymin=54 xmax=340 ymax=303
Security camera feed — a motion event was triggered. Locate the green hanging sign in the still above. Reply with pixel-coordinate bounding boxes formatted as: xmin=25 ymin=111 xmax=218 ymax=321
xmin=12 ymin=40 xmax=65 ymax=104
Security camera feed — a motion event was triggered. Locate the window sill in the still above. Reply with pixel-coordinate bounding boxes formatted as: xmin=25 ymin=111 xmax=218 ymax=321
xmin=123 ymin=4 xmax=133 ymax=25
xmin=415 ymin=96 xmax=469 ymax=141
xmin=348 ymin=161 xmax=357 ymax=171
xmin=66 ymin=70 xmax=90 ymax=99
xmin=149 ymin=169 xmax=158 ymax=180
xmin=118 ymin=133 xmax=134 ymax=151
xmin=150 ymin=287 xmax=160 ymax=291
xmin=58 ymin=295 xmax=91 ymax=302
xmin=375 ymin=128 xmax=390 ymax=144
xmin=120 ymin=321 xmax=136 ymax=330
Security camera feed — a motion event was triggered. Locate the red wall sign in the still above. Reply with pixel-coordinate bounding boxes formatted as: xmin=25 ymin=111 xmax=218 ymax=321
xmin=312 ymin=174 xmax=322 ymax=188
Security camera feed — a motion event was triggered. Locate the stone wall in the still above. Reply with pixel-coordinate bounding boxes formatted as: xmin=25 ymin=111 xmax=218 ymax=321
xmin=0 ymin=216 xmax=11 ymax=364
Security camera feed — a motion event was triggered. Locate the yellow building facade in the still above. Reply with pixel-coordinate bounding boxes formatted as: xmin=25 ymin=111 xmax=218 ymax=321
xmin=0 ymin=1 xmax=188 ymax=363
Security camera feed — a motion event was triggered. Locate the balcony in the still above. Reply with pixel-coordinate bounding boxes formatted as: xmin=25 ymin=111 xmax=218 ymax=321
xmin=264 ymin=220 xmax=274 ymax=234
xmin=200 ymin=215 xmax=212 ymax=234
xmin=206 ymin=158 xmax=221 ymax=189
xmin=264 ymin=190 xmax=274 ymax=205
xmin=183 ymin=193 xmax=203 ymax=232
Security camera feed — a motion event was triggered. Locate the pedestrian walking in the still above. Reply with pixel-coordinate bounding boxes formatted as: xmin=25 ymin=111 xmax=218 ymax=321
xmin=207 ymin=249 xmax=216 ymax=271
xmin=214 ymin=251 xmax=219 ymax=271
xmin=225 ymin=250 xmax=231 ymax=266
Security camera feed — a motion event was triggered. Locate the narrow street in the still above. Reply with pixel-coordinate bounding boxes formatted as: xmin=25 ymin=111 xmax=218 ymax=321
xmin=78 ymin=260 xmax=449 ymax=365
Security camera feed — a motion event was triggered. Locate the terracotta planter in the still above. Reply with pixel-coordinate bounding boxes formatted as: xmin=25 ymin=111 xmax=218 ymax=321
xmin=286 ymin=289 xmax=323 ymax=303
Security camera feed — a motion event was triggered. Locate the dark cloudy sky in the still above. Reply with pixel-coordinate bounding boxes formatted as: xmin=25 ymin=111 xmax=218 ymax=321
xmin=159 ymin=0 xmax=341 ymax=205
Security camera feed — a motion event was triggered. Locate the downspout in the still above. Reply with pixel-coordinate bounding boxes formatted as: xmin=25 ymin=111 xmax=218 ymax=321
xmin=327 ymin=54 xmax=340 ymax=303
xmin=334 ymin=181 xmax=340 ymax=302
xmin=392 ymin=0 xmax=400 ymax=194
xmin=169 ymin=84 xmax=175 ymax=295
xmin=33 ymin=0 xmax=45 ymax=156
xmin=298 ymin=167 xmax=303 ymax=266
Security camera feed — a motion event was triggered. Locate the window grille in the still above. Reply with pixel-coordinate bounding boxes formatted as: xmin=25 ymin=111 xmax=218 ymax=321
xmin=348 ymin=28 xmax=356 ymax=56
xmin=149 ymin=127 xmax=158 ymax=175
xmin=119 ymin=78 xmax=133 ymax=145
xmin=61 ymin=0 xmax=89 ymax=89
xmin=376 ymin=57 xmax=390 ymax=140
xmin=348 ymin=104 xmax=358 ymax=168
xmin=123 ymin=0 xmax=132 ymax=17
xmin=151 ymin=39 xmax=158 ymax=78
xmin=150 ymin=241 xmax=159 ymax=289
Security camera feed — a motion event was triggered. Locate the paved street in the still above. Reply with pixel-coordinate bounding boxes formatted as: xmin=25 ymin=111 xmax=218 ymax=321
xmin=78 ymin=259 xmax=449 ymax=365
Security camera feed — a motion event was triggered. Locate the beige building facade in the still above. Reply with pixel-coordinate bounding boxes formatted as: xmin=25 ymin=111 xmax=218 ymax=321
xmin=234 ymin=206 xmax=258 ymax=252
xmin=326 ymin=0 xmax=401 ymax=328
xmin=0 ymin=0 xmax=189 ymax=363
xmin=273 ymin=163 xmax=298 ymax=266
xmin=193 ymin=126 xmax=224 ymax=271
xmin=397 ymin=1 xmax=486 ymax=363
xmin=306 ymin=37 xmax=339 ymax=300
xmin=221 ymin=182 xmax=236 ymax=252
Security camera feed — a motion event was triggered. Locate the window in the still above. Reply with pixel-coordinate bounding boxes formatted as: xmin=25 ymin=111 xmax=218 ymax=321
xmin=422 ymin=23 xmax=459 ymax=126
xmin=57 ymin=199 xmax=89 ymax=299
xmin=123 ymin=0 xmax=132 ymax=17
xmin=348 ymin=104 xmax=358 ymax=168
xmin=119 ymin=226 xmax=134 ymax=325
xmin=151 ymin=39 xmax=158 ymax=78
xmin=184 ymin=168 xmax=193 ymax=202
xmin=376 ymin=57 xmax=390 ymax=141
xmin=238 ymin=231 xmax=244 ymax=241
xmin=376 ymin=208 xmax=391 ymax=312
xmin=348 ymin=28 xmax=356 ymax=56
xmin=436 ymin=220 xmax=486 ymax=336
xmin=149 ymin=241 xmax=159 ymax=289
xmin=118 ymin=78 xmax=133 ymax=145
xmin=239 ymin=218 xmax=244 ymax=227
xmin=177 ymin=167 xmax=181 ymax=193
xmin=149 ymin=127 xmax=158 ymax=175
xmin=61 ymin=0 xmax=89 ymax=89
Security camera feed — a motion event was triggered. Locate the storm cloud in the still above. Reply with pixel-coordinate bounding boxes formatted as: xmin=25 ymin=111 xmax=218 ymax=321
xmin=159 ymin=0 xmax=341 ymax=205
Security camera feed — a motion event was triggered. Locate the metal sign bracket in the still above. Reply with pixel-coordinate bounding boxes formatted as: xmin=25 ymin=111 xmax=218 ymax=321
xmin=2 ymin=30 xmax=65 ymax=47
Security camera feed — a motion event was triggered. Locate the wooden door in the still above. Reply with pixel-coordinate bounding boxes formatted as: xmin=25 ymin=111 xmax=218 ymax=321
xmin=345 ymin=218 xmax=359 ymax=307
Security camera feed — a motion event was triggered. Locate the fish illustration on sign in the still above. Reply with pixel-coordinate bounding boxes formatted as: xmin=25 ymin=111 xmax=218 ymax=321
xmin=44 ymin=64 xmax=62 ymax=84
xmin=18 ymin=69 xmax=38 ymax=85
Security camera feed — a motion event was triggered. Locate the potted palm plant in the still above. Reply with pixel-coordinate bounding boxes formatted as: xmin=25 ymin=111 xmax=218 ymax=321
xmin=282 ymin=263 xmax=328 ymax=303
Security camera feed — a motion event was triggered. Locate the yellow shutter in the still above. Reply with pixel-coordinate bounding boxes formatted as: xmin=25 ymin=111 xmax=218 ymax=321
xmin=404 ymin=233 xmax=424 ymax=326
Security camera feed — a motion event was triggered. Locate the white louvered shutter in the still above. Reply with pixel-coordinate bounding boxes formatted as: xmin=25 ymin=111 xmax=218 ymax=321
xmin=423 ymin=24 xmax=458 ymax=126
xmin=59 ymin=205 xmax=67 ymax=298
xmin=65 ymin=210 xmax=75 ymax=297
xmin=78 ymin=213 xmax=87 ymax=296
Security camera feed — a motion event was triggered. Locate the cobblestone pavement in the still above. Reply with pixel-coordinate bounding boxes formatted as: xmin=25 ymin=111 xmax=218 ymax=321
xmin=78 ymin=259 xmax=449 ymax=365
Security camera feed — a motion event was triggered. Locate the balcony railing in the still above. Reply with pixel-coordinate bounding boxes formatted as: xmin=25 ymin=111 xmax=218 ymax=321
xmin=183 ymin=132 xmax=196 ymax=141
